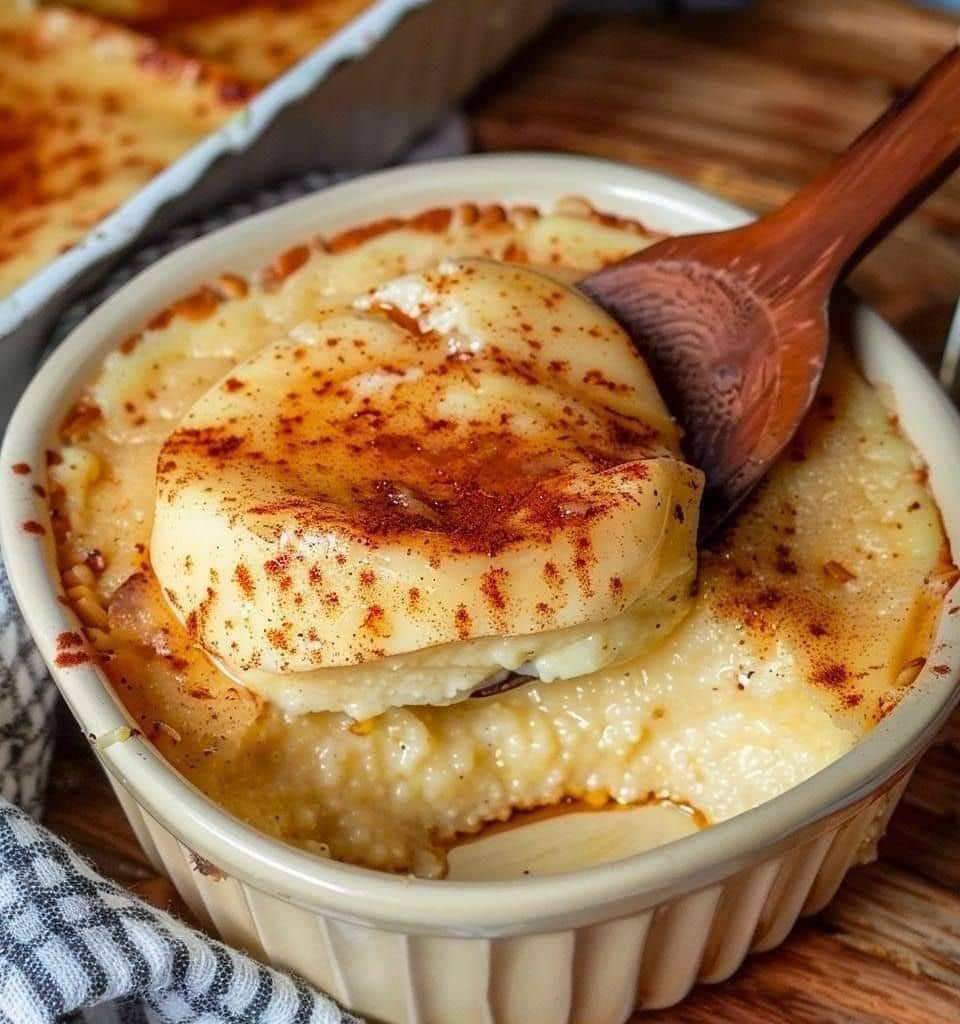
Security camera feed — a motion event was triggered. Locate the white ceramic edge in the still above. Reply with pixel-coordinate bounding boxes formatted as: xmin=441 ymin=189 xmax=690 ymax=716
xmin=3 ymin=153 xmax=959 ymax=938
xmin=0 ymin=0 xmax=431 ymax=336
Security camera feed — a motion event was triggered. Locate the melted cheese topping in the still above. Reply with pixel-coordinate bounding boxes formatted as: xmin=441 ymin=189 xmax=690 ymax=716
xmin=0 ymin=4 xmax=251 ymax=299
xmin=48 ymin=201 xmax=954 ymax=876
xmin=51 ymin=0 xmax=372 ymax=84
xmin=2 ymin=0 xmax=371 ymax=299
xmin=150 ymin=259 xmax=702 ymax=715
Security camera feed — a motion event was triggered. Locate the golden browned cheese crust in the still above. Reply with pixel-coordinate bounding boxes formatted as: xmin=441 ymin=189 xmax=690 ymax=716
xmin=49 ymin=0 xmax=372 ymax=83
xmin=40 ymin=200 xmax=956 ymax=876
xmin=0 ymin=4 xmax=252 ymax=298
xmin=1 ymin=0 xmax=370 ymax=298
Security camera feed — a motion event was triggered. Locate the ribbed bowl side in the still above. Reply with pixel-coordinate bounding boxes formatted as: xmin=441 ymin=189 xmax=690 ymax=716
xmin=571 ymin=914 xmax=653 ymax=1024
xmin=108 ymin=768 xmax=915 ymax=1024
xmin=802 ymin=769 xmax=913 ymax=918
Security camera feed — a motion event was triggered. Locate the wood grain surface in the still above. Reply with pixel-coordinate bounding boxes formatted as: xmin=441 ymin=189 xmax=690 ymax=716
xmin=471 ymin=0 xmax=960 ymax=370
xmin=45 ymin=1 xmax=960 ymax=1021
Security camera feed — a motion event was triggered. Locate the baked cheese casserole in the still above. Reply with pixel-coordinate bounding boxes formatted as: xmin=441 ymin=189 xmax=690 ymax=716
xmin=50 ymin=0 xmax=373 ymax=84
xmin=42 ymin=199 xmax=955 ymax=878
xmin=0 ymin=0 xmax=369 ymax=299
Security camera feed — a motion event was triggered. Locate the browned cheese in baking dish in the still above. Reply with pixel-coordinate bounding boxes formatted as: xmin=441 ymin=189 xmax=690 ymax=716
xmin=52 ymin=0 xmax=373 ymax=83
xmin=0 ymin=0 xmax=372 ymax=298
xmin=0 ymin=4 xmax=254 ymax=299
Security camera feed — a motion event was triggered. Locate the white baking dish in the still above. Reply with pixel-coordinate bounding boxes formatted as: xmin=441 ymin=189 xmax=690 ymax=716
xmin=2 ymin=155 xmax=959 ymax=1024
xmin=0 ymin=0 xmax=557 ymax=428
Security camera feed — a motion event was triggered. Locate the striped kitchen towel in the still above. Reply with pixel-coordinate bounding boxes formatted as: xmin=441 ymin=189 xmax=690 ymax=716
xmin=0 ymin=572 xmax=358 ymax=1024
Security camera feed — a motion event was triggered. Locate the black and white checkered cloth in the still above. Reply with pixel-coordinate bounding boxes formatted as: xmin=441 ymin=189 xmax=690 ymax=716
xmin=0 ymin=570 xmax=359 ymax=1024
xmin=0 ymin=115 xmax=468 ymax=1024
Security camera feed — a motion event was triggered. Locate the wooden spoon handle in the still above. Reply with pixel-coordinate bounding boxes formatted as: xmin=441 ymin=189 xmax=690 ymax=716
xmin=756 ymin=44 xmax=960 ymax=286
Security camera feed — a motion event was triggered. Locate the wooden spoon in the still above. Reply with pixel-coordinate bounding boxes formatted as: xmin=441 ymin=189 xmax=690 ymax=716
xmin=580 ymin=46 xmax=960 ymax=537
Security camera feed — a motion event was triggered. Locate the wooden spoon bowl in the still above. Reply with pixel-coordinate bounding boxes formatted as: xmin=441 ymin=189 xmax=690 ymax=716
xmin=581 ymin=45 xmax=960 ymax=535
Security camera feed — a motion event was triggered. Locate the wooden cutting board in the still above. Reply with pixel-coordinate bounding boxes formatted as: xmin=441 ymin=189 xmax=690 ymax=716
xmin=46 ymin=1 xmax=960 ymax=1020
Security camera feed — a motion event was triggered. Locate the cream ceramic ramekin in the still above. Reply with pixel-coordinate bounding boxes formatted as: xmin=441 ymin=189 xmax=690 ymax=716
xmin=3 ymin=155 xmax=960 ymax=1024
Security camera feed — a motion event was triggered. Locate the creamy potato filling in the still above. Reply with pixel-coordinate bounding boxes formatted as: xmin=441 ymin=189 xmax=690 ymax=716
xmin=229 ymin=585 xmax=694 ymax=719
xmin=47 ymin=200 xmax=955 ymax=877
